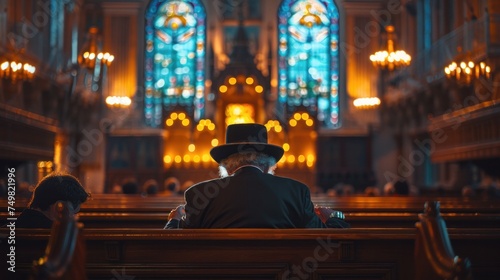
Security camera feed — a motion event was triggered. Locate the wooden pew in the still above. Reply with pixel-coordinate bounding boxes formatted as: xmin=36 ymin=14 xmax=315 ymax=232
xmin=67 ymin=211 xmax=500 ymax=229
xmin=77 ymin=195 xmax=500 ymax=214
xmin=4 ymin=195 xmax=500 ymax=214
xmin=3 ymin=196 xmax=500 ymax=229
xmin=30 ymin=202 xmax=87 ymax=280
xmin=415 ymin=201 xmax=473 ymax=280
xmin=3 ymin=227 xmax=500 ymax=280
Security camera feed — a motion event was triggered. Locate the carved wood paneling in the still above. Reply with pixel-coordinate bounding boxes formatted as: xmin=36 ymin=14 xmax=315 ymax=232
xmin=429 ymin=100 xmax=500 ymax=162
xmin=0 ymin=103 xmax=57 ymax=161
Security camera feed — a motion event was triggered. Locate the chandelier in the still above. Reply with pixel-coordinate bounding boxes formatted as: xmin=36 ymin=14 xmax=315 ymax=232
xmin=370 ymin=25 xmax=411 ymax=71
xmin=0 ymin=59 xmax=36 ymax=82
xmin=78 ymin=27 xmax=114 ymax=82
xmin=353 ymin=97 xmax=381 ymax=109
xmin=105 ymin=96 xmax=131 ymax=108
xmin=444 ymin=60 xmax=491 ymax=85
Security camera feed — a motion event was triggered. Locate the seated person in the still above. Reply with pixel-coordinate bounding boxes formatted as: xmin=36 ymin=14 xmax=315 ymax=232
xmin=165 ymin=123 xmax=349 ymax=229
xmin=394 ymin=179 xmax=410 ymax=195
xmin=162 ymin=177 xmax=181 ymax=196
xmin=121 ymin=178 xmax=139 ymax=194
xmin=141 ymin=179 xmax=159 ymax=196
xmin=16 ymin=172 xmax=90 ymax=228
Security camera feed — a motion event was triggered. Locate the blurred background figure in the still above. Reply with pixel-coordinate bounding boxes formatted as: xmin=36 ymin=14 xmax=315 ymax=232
xmin=384 ymin=181 xmax=395 ymax=196
xmin=141 ymin=179 xmax=159 ymax=196
xmin=121 ymin=178 xmax=139 ymax=195
xmin=394 ymin=179 xmax=410 ymax=195
xmin=180 ymin=180 xmax=194 ymax=195
xmin=461 ymin=185 xmax=475 ymax=197
xmin=364 ymin=186 xmax=380 ymax=196
xmin=163 ymin=177 xmax=181 ymax=196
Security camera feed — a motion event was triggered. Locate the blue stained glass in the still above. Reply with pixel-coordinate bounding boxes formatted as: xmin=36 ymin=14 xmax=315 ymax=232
xmin=278 ymin=0 xmax=340 ymax=128
xmin=145 ymin=0 xmax=206 ymax=127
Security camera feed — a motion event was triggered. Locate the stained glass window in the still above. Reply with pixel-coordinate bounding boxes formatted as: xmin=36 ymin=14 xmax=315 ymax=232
xmin=145 ymin=0 xmax=206 ymax=127
xmin=278 ymin=0 xmax=340 ymax=128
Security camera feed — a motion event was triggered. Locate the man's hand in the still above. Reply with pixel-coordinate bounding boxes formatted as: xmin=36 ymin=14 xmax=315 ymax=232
xmin=168 ymin=204 xmax=186 ymax=220
xmin=314 ymin=205 xmax=344 ymax=223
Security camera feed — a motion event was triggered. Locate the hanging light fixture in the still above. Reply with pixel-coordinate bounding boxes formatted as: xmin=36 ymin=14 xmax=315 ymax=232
xmin=444 ymin=60 xmax=491 ymax=84
xmin=105 ymin=96 xmax=132 ymax=108
xmin=370 ymin=25 xmax=411 ymax=71
xmin=0 ymin=59 xmax=36 ymax=82
xmin=353 ymin=97 xmax=381 ymax=109
xmin=77 ymin=26 xmax=114 ymax=85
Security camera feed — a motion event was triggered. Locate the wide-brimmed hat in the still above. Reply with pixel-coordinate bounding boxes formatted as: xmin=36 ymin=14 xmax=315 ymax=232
xmin=210 ymin=123 xmax=284 ymax=163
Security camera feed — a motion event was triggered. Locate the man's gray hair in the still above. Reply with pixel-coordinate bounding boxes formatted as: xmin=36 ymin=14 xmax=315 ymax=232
xmin=219 ymin=152 xmax=277 ymax=177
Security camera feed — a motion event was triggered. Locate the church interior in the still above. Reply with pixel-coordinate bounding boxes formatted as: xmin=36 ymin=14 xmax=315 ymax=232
xmin=1 ymin=0 xmax=499 ymax=195
xmin=1 ymin=0 xmax=500 ymax=278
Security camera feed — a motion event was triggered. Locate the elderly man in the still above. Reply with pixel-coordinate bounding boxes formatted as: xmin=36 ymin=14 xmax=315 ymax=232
xmin=166 ymin=123 xmax=348 ymax=229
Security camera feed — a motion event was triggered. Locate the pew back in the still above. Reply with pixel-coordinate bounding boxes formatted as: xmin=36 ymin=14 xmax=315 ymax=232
xmin=3 ymin=228 xmax=500 ymax=280
xmin=3 ymin=196 xmax=500 ymax=229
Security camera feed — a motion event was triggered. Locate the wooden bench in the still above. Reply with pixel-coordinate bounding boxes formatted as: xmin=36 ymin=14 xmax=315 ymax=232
xmin=3 ymin=227 xmax=500 ymax=280
xmin=3 ymin=196 xmax=500 ymax=229
xmin=5 ymin=195 xmax=500 ymax=214
xmin=77 ymin=195 xmax=500 ymax=214
xmin=415 ymin=201 xmax=473 ymax=280
xmin=67 ymin=211 xmax=499 ymax=229
xmin=30 ymin=202 xmax=87 ymax=280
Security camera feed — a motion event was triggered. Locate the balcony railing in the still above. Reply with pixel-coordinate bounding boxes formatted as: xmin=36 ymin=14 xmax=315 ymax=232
xmin=397 ymin=13 xmax=500 ymax=83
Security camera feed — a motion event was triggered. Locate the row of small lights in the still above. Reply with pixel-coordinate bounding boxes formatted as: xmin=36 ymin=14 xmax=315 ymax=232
xmin=164 ymin=154 xmax=217 ymax=165
xmin=164 ymin=115 xmax=315 ymax=168
xmin=289 ymin=112 xmax=314 ymax=127
xmin=265 ymin=120 xmax=283 ymax=132
xmin=105 ymin=96 xmax=132 ymax=108
xmin=165 ymin=117 xmax=218 ymax=166
xmin=81 ymin=51 xmax=115 ymax=68
xmin=279 ymin=154 xmax=315 ymax=167
xmin=0 ymin=60 xmax=36 ymax=81
xmin=37 ymin=161 xmax=54 ymax=180
xmin=219 ymin=76 xmax=264 ymax=94
xmin=264 ymin=119 xmax=315 ymax=167
xmin=444 ymin=61 xmax=491 ymax=82
xmin=196 ymin=119 xmax=216 ymax=131
xmin=369 ymin=50 xmax=411 ymax=70
xmin=166 ymin=112 xmax=190 ymax=127
xmin=353 ymin=97 xmax=381 ymax=109
xmin=164 ymin=152 xmax=315 ymax=167
xmin=37 ymin=161 xmax=54 ymax=169
xmin=168 ymin=114 xmax=313 ymax=131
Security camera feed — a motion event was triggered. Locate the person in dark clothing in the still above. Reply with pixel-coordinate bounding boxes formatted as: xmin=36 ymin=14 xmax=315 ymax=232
xmin=121 ymin=179 xmax=139 ymax=194
xmin=16 ymin=172 xmax=90 ymax=228
xmin=165 ymin=123 xmax=349 ymax=229
xmin=394 ymin=179 xmax=410 ymax=195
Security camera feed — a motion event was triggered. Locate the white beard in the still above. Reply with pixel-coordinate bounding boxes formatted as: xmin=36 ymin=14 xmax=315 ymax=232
xmin=219 ymin=165 xmax=276 ymax=177
xmin=218 ymin=166 xmax=229 ymax=178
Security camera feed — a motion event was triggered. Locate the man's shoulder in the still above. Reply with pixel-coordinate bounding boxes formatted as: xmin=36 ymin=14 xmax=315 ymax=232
xmin=265 ymin=174 xmax=309 ymax=188
xmin=17 ymin=209 xmax=52 ymax=228
xmin=185 ymin=177 xmax=231 ymax=192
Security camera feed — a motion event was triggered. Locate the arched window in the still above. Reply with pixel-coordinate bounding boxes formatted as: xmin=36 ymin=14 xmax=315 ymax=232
xmin=145 ymin=0 xmax=206 ymax=127
xmin=278 ymin=0 xmax=340 ymax=128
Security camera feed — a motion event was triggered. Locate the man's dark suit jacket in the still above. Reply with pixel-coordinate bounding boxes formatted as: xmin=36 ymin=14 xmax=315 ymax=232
xmin=179 ymin=166 xmax=327 ymax=228
xmin=16 ymin=208 xmax=53 ymax=228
